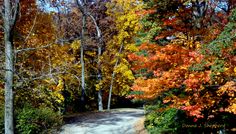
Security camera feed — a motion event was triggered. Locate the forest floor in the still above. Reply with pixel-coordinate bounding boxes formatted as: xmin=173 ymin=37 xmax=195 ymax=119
xmin=59 ymin=108 xmax=148 ymax=134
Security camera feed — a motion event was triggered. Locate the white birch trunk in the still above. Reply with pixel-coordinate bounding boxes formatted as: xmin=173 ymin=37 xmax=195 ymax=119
xmin=107 ymin=43 xmax=123 ymax=110
xmin=3 ymin=0 xmax=19 ymax=133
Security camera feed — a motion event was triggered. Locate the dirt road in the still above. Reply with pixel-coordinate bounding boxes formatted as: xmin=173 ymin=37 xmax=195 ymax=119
xmin=59 ymin=108 xmax=147 ymax=134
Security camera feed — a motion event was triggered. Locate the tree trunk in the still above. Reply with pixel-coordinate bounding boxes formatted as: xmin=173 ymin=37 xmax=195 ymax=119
xmin=80 ymin=14 xmax=86 ymax=111
xmin=107 ymin=43 xmax=123 ymax=110
xmin=87 ymin=13 xmax=104 ymax=111
xmin=76 ymin=0 xmax=104 ymax=111
xmin=3 ymin=0 xmax=19 ymax=133
xmin=97 ymin=46 xmax=103 ymax=111
xmin=4 ymin=28 xmax=14 ymax=134
xmin=98 ymin=88 xmax=103 ymax=111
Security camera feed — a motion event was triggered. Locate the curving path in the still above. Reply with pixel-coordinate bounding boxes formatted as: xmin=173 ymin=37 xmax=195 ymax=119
xmin=59 ymin=108 xmax=147 ymax=134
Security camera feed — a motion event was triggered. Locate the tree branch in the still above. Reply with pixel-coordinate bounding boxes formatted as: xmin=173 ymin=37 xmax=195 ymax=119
xmin=24 ymin=10 xmax=39 ymax=43
xmin=15 ymin=43 xmax=53 ymax=54
xmin=87 ymin=13 xmax=101 ymax=38
xmin=11 ymin=0 xmax=19 ymax=28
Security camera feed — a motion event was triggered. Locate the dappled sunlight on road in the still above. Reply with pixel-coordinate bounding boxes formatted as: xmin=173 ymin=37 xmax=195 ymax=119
xmin=59 ymin=108 xmax=146 ymax=134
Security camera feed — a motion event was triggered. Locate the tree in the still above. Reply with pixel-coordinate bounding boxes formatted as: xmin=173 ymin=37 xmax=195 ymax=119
xmin=49 ymin=0 xmax=108 ymax=111
xmin=129 ymin=0 xmax=236 ymax=122
xmin=75 ymin=0 xmax=87 ymax=111
xmin=104 ymin=0 xmax=143 ymax=110
xmin=2 ymin=0 xmax=19 ymax=133
xmin=75 ymin=0 xmax=106 ymax=111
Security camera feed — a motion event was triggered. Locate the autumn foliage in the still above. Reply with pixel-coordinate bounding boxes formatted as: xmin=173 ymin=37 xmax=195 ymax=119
xmin=129 ymin=0 xmax=236 ymax=122
xmin=1 ymin=0 xmax=236 ymax=133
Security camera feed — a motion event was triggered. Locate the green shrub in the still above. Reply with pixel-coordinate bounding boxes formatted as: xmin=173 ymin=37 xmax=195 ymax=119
xmin=144 ymin=100 xmax=236 ymax=134
xmin=145 ymin=107 xmax=182 ymax=134
xmin=16 ymin=104 xmax=63 ymax=134
xmin=144 ymin=91 xmax=195 ymax=134
xmin=14 ymin=86 xmax=64 ymax=112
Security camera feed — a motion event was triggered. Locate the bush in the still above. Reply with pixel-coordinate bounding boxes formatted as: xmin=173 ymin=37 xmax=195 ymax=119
xmin=15 ymin=104 xmax=63 ymax=134
xmin=14 ymin=86 xmax=65 ymax=112
xmin=144 ymin=100 xmax=236 ymax=134
xmin=0 ymin=85 xmax=64 ymax=133
xmin=144 ymin=91 xmax=196 ymax=134
xmin=146 ymin=108 xmax=176 ymax=132
xmin=145 ymin=105 xmax=187 ymax=134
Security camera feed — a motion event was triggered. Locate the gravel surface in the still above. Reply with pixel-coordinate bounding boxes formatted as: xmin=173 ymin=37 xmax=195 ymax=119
xmin=59 ymin=108 xmax=147 ymax=134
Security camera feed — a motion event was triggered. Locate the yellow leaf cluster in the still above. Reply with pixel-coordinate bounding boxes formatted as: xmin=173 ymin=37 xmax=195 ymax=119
xmin=55 ymin=78 xmax=64 ymax=91
xmin=51 ymin=92 xmax=65 ymax=104
xmin=225 ymin=102 xmax=236 ymax=114
xmin=71 ymin=40 xmax=81 ymax=53
xmin=97 ymin=0 xmax=142 ymax=96
xmin=106 ymin=0 xmax=143 ymax=45
xmin=125 ymin=43 xmax=139 ymax=52
xmin=115 ymin=63 xmax=135 ymax=81
xmin=217 ymin=81 xmax=236 ymax=114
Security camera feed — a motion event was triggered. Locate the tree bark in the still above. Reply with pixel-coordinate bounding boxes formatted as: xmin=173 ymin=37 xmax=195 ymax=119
xmin=88 ymin=14 xmax=104 ymax=111
xmin=97 ymin=46 xmax=103 ymax=111
xmin=107 ymin=43 xmax=123 ymax=110
xmin=4 ymin=27 xmax=14 ymax=134
xmin=3 ymin=0 xmax=19 ymax=134
xmin=80 ymin=14 xmax=86 ymax=111
xmin=77 ymin=0 xmax=104 ymax=111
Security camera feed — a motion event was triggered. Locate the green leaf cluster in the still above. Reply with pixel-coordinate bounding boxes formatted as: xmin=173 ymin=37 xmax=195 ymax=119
xmin=15 ymin=104 xmax=63 ymax=134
